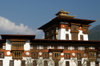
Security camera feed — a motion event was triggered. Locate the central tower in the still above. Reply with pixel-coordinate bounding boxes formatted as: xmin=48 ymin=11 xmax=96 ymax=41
xmin=38 ymin=9 xmax=95 ymax=40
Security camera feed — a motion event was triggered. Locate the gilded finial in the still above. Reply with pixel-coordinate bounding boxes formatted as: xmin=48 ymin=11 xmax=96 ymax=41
xmin=61 ymin=8 xmax=63 ymax=11
xmin=18 ymin=33 xmax=19 ymax=35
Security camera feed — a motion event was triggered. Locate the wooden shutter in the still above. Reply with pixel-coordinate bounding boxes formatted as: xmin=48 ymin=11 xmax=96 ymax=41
xmin=66 ymin=61 xmax=69 ymax=66
xmin=80 ymin=35 xmax=83 ymax=40
xmin=0 ymin=60 xmax=2 ymax=66
xmin=10 ymin=60 xmax=14 ymax=66
xmin=64 ymin=53 xmax=70 ymax=59
xmin=66 ymin=26 xmax=69 ymax=31
xmin=0 ymin=52 xmax=4 ymax=58
xmin=66 ymin=34 xmax=69 ymax=40
xmin=33 ymin=60 xmax=37 ymax=66
xmin=44 ymin=61 xmax=48 ymax=66
xmin=21 ymin=60 xmax=25 ymax=66
xmin=43 ymin=52 xmax=49 ymax=59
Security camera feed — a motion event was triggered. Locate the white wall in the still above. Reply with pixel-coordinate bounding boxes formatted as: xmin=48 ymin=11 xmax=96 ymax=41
xmin=58 ymin=28 xmax=88 ymax=40
xmin=24 ymin=40 xmax=30 ymax=51
xmin=6 ymin=39 xmax=11 ymax=50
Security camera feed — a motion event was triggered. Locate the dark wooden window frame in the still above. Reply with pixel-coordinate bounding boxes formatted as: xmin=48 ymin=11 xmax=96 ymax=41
xmin=0 ymin=52 xmax=4 ymax=58
xmin=10 ymin=60 xmax=14 ymax=66
xmin=64 ymin=53 xmax=70 ymax=59
xmin=43 ymin=52 xmax=49 ymax=59
xmin=31 ymin=52 xmax=38 ymax=59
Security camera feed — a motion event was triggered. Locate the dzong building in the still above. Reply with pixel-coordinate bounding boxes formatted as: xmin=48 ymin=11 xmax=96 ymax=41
xmin=0 ymin=9 xmax=100 ymax=66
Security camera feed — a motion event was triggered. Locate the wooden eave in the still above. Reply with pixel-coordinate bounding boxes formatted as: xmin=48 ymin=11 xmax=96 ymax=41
xmin=0 ymin=39 xmax=6 ymax=45
xmin=38 ymin=17 xmax=96 ymax=30
xmin=30 ymin=39 xmax=100 ymax=47
xmin=1 ymin=34 xmax=35 ymax=40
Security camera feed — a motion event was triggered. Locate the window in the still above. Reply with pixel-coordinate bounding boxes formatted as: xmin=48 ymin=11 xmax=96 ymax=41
xmin=71 ymin=33 xmax=78 ymax=40
xmin=64 ymin=53 xmax=70 ymax=59
xmin=33 ymin=60 xmax=37 ymax=66
xmin=78 ymin=61 xmax=81 ymax=66
xmin=31 ymin=52 xmax=38 ymax=59
xmin=10 ymin=60 xmax=14 ymax=66
xmin=80 ymin=35 xmax=83 ymax=40
xmin=89 ymin=52 xmax=96 ymax=59
xmin=21 ymin=60 xmax=25 ymax=66
xmin=0 ymin=52 xmax=4 ymax=58
xmin=44 ymin=61 xmax=48 ymax=66
xmin=12 ymin=51 xmax=23 ymax=59
xmin=43 ymin=52 xmax=49 ymax=59
xmin=77 ymin=53 xmax=81 ymax=60
xmin=66 ymin=61 xmax=69 ymax=66
xmin=0 ymin=60 xmax=2 ymax=66
xmin=82 ymin=26 xmax=89 ymax=34
xmin=52 ymin=52 xmax=60 ymax=59
xmin=66 ymin=34 xmax=69 ymax=40
xmin=66 ymin=26 xmax=69 ymax=31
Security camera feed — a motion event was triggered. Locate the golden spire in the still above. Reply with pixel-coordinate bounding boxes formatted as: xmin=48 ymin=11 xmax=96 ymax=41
xmin=55 ymin=9 xmax=75 ymax=18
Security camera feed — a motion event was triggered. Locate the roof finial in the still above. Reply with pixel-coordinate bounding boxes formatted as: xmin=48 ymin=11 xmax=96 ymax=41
xmin=18 ymin=33 xmax=19 ymax=35
xmin=61 ymin=8 xmax=63 ymax=11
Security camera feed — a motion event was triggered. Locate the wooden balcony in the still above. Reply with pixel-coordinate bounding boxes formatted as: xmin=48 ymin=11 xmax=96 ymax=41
xmin=11 ymin=47 xmax=24 ymax=51
xmin=12 ymin=51 xmax=23 ymax=59
xmin=11 ymin=44 xmax=24 ymax=51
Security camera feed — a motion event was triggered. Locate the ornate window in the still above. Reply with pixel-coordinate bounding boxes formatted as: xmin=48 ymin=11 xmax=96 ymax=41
xmin=80 ymin=35 xmax=83 ymax=40
xmin=52 ymin=52 xmax=60 ymax=59
xmin=0 ymin=52 xmax=4 ymax=58
xmin=82 ymin=27 xmax=89 ymax=34
xmin=64 ymin=53 xmax=70 ymax=59
xmin=31 ymin=52 xmax=38 ymax=59
xmin=10 ymin=60 xmax=14 ymax=66
xmin=66 ymin=26 xmax=69 ymax=31
xmin=33 ymin=60 xmax=37 ymax=66
xmin=12 ymin=51 xmax=23 ymax=59
xmin=78 ymin=61 xmax=81 ymax=66
xmin=43 ymin=52 xmax=49 ymax=59
xmin=21 ymin=60 xmax=25 ymax=66
xmin=66 ymin=34 xmax=69 ymax=40
xmin=71 ymin=33 xmax=78 ymax=40
xmin=77 ymin=53 xmax=81 ymax=60
xmin=44 ymin=61 xmax=48 ymax=66
xmin=66 ymin=61 xmax=69 ymax=66
xmin=11 ymin=42 xmax=24 ymax=50
xmin=89 ymin=52 xmax=96 ymax=61
xmin=71 ymin=25 xmax=79 ymax=33
xmin=0 ymin=60 xmax=2 ymax=66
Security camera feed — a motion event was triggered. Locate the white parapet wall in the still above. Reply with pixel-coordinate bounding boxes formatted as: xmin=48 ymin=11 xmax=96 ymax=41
xmin=6 ymin=39 xmax=11 ymax=50
xmin=24 ymin=40 xmax=30 ymax=51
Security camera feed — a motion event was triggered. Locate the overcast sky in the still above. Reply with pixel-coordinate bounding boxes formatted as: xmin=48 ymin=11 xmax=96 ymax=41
xmin=0 ymin=0 xmax=99 ymax=39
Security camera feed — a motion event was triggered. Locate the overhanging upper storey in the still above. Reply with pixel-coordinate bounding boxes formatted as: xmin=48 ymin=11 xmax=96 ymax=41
xmin=38 ymin=17 xmax=96 ymax=30
xmin=38 ymin=9 xmax=96 ymax=40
